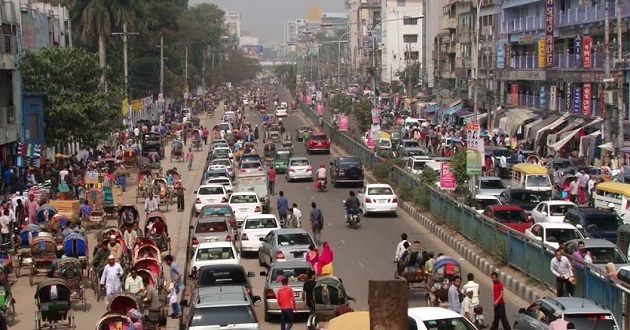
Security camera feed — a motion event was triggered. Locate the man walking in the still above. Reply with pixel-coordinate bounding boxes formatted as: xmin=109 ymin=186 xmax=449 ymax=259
xmin=309 ymin=202 xmax=324 ymax=245
xmin=490 ymin=272 xmax=511 ymax=330
xmin=164 ymin=255 xmax=184 ymax=318
xmin=277 ymin=277 xmax=297 ymax=330
xmin=292 ymin=203 xmax=302 ymax=227
xmin=550 ymin=249 xmax=574 ymax=297
xmin=302 ymin=270 xmax=317 ymax=313
xmin=174 ymin=180 xmax=186 ymax=212
xmin=100 ymin=255 xmax=124 ymax=303
xmin=268 ymin=167 xmax=277 ymax=195
xmin=394 ymin=233 xmax=408 ymax=262
xmin=277 ymin=191 xmax=288 ymax=224
xmin=447 ymin=275 xmax=462 ymax=313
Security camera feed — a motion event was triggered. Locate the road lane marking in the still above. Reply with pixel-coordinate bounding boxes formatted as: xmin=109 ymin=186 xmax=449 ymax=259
xmin=358 ymin=262 xmax=365 ymax=269
xmin=340 ymin=239 xmax=346 ymax=245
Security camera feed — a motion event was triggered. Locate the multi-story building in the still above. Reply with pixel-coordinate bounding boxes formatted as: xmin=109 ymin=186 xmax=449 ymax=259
xmin=499 ymin=0 xmax=629 ymax=117
xmin=285 ymin=20 xmax=297 ymax=44
xmin=224 ymin=11 xmax=241 ymax=46
xmin=347 ymin=0 xmax=382 ymax=78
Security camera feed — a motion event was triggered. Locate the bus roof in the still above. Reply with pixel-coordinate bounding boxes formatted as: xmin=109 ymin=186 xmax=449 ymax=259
xmin=512 ymin=163 xmax=548 ymax=175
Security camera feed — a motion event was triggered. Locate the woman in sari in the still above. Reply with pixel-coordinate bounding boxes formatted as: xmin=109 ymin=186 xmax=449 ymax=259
xmin=306 ymin=244 xmax=319 ymax=270
xmin=103 ymin=171 xmax=117 ymax=205
xmin=317 ymin=242 xmax=334 ymax=276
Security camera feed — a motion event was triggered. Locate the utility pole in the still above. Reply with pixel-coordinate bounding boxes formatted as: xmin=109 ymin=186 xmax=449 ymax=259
xmin=604 ymin=1 xmax=611 ymax=142
xmin=202 ymin=47 xmax=206 ymax=94
xmin=616 ymin=0 xmax=624 ymax=156
xmin=112 ymin=23 xmax=138 ymax=98
xmin=469 ymin=0 xmax=481 ymax=196
xmin=184 ymin=46 xmax=189 ymax=88
xmin=156 ymin=36 xmax=167 ymax=95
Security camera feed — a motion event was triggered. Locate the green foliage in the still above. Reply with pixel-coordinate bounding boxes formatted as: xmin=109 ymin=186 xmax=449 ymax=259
xmin=21 ymin=47 xmax=122 ymax=148
xmin=451 ymin=149 xmax=472 ymax=201
xmin=218 ymin=50 xmax=261 ymax=83
xmin=419 ymin=168 xmax=438 ymax=187
xmin=397 ymin=62 xmax=421 ymax=92
xmin=275 ymin=64 xmax=297 ymax=94
xmin=352 ymin=99 xmax=373 ymax=133
xmin=329 ymin=93 xmax=352 ymax=115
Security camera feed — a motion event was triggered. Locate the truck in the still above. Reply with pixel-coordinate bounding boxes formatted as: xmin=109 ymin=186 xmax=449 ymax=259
xmin=236 ymin=171 xmax=270 ymax=213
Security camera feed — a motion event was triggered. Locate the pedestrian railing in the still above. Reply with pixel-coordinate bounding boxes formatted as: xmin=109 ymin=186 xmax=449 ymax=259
xmin=299 ymin=101 xmax=630 ymax=323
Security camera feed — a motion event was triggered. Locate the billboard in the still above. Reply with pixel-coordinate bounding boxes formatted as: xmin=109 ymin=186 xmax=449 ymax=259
xmin=307 ymin=6 xmax=322 ymax=22
xmin=241 ymin=45 xmax=263 ymax=59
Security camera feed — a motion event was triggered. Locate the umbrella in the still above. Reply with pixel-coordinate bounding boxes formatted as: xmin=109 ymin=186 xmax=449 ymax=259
xmin=326 ymin=311 xmax=370 ymax=330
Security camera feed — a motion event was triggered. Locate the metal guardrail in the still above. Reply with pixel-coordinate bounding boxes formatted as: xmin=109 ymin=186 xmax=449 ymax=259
xmin=298 ymin=101 xmax=630 ymax=323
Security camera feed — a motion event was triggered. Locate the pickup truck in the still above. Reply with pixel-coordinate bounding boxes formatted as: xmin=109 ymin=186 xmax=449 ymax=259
xmin=236 ymin=171 xmax=270 ymax=213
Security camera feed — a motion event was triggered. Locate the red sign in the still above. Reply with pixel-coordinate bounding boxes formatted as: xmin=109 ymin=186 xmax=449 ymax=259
xmin=339 ymin=115 xmax=349 ymax=131
xmin=511 ymin=84 xmax=519 ymax=106
xmin=583 ymin=83 xmax=592 ymax=116
xmin=583 ymin=36 xmax=592 ymax=69
xmin=306 ymin=96 xmax=312 ymax=105
xmin=440 ymin=162 xmax=456 ymax=190
xmin=316 ymin=103 xmax=324 ymax=116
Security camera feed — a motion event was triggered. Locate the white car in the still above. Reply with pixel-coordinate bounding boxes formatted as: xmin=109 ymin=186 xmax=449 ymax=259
xmin=524 ymin=222 xmax=584 ymax=250
xmin=189 ymin=241 xmax=240 ymax=273
xmin=376 ymin=138 xmax=392 ymax=150
xmin=531 ymin=200 xmax=577 ymax=223
xmin=228 ymin=192 xmax=263 ymax=225
xmin=473 ymin=194 xmax=502 ymax=213
xmin=275 ymin=106 xmax=288 ymax=117
xmin=358 ymin=183 xmax=399 ymax=216
xmin=218 ymin=122 xmax=233 ymax=133
xmin=286 ymin=157 xmax=313 ymax=182
xmin=408 ymin=307 xmax=476 ymax=330
xmin=238 ymin=214 xmax=281 ymax=255
xmin=213 ymin=146 xmax=233 ymax=159
xmin=194 ymin=184 xmax=229 ymax=216
xmin=280 ymin=102 xmax=288 ymax=108
xmin=406 ymin=156 xmax=433 ymax=175
xmin=210 ymin=158 xmax=234 ymax=178
xmin=204 ymin=176 xmax=234 ymax=193
xmin=211 ymin=139 xmax=229 ymax=150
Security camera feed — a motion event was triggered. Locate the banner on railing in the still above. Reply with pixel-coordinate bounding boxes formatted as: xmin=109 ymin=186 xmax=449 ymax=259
xmin=466 ymin=122 xmax=483 ymax=175
xmin=545 ymin=0 xmax=554 ymax=67
xmin=371 ymin=108 xmax=380 ymax=124
xmin=537 ymin=39 xmax=546 ymax=68
xmin=583 ymin=36 xmax=592 ymax=69
xmin=440 ymin=162 xmax=456 ymax=190
xmin=573 ymin=87 xmax=582 ymax=114
xmin=574 ymin=34 xmax=583 ymax=67
xmin=583 ymin=83 xmax=592 ymax=116
xmin=121 ymin=98 xmax=129 ymax=116
xmin=367 ymin=126 xmax=376 ymax=149
xmin=339 ymin=115 xmax=349 ymax=131
xmin=540 ymin=86 xmax=547 ymax=109
xmin=306 ymin=96 xmax=313 ymax=105
xmin=132 ymin=99 xmax=143 ymax=111
xmin=316 ymin=102 xmax=324 ymax=116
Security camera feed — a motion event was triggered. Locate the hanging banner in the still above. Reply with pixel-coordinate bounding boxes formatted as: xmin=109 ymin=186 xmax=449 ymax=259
xmin=121 ymin=98 xmax=129 ymax=116
xmin=545 ymin=0 xmax=555 ymax=67
xmin=582 ymin=83 xmax=592 ymax=116
xmin=540 ymin=86 xmax=547 ymax=109
xmin=538 ymin=39 xmax=546 ymax=68
xmin=339 ymin=115 xmax=349 ymax=131
xmin=371 ymin=108 xmax=380 ymax=124
xmin=583 ymin=36 xmax=592 ymax=69
xmin=497 ymin=43 xmax=505 ymax=69
xmin=574 ymin=35 xmax=583 ymax=67
xmin=306 ymin=96 xmax=313 ymax=105
xmin=316 ymin=102 xmax=324 ymax=116
xmin=367 ymin=126 xmax=377 ymax=149
xmin=510 ymin=84 xmax=519 ymax=106
xmin=132 ymin=99 xmax=143 ymax=111
xmin=573 ymin=87 xmax=582 ymax=115
xmin=549 ymin=86 xmax=558 ymax=111
xmin=440 ymin=162 xmax=457 ymax=190
xmin=565 ymin=83 xmax=572 ymax=112
xmin=466 ymin=122 xmax=483 ymax=176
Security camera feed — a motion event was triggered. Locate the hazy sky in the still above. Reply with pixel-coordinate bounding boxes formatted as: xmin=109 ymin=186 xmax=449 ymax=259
xmin=190 ymin=0 xmax=345 ymax=44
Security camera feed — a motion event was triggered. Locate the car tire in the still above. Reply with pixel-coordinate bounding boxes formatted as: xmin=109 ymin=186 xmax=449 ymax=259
xmin=264 ymin=310 xmax=272 ymax=322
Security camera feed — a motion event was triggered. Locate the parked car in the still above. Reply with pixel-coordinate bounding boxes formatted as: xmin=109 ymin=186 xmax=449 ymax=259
xmin=398 ymin=147 xmax=426 ymax=159
xmin=498 ymin=189 xmax=551 ymax=213
xmin=190 ymin=216 xmax=233 ymax=250
xmin=482 ymin=205 xmax=531 ymax=233
xmin=238 ymin=214 xmax=282 ymax=256
xmin=408 ymin=307 xmax=477 ymax=330
xmin=358 ymin=183 xmax=399 ymax=216
xmin=513 ymin=297 xmax=619 ymax=330
xmin=189 ymin=241 xmax=240 ymax=273
xmin=258 ymin=228 xmax=314 ymax=267
xmin=237 ymin=160 xmax=264 ymax=174
xmin=211 ymin=139 xmax=229 ymax=150
xmin=204 ymin=176 xmax=234 ymax=193
xmin=472 ymin=194 xmax=502 ymax=213
xmin=306 ymin=133 xmax=331 ymax=154
xmin=477 ymin=176 xmax=507 ymax=196
xmin=185 ymin=286 xmax=261 ymax=330
xmin=286 ymin=157 xmax=313 ymax=182
xmin=193 ymin=264 xmax=255 ymax=295
xmin=260 ymin=260 xmax=313 ymax=321
xmin=563 ymin=238 xmax=630 ymax=271
xmin=531 ymin=200 xmax=577 ymax=223
xmin=198 ymin=204 xmax=236 ymax=226
xmin=213 ymin=146 xmax=234 ymax=160
xmin=210 ymin=158 xmax=235 ymax=178
xmin=204 ymin=168 xmax=231 ymax=182
xmin=563 ymin=208 xmax=623 ymax=243
xmin=545 ymin=158 xmax=576 ymax=175
xmin=376 ymin=138 xmax=392 ymax=150
xmin=194 ymin=184 xmax=229 ymax=216
xmin=330 ymin=156 xmax=364 ymax=187
xmin=228 ymin=192 xmax=263 ymax=225
xmin=524 ymin=222 xmax=584 ymax=250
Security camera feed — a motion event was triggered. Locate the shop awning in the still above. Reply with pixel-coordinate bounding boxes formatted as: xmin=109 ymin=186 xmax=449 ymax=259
xmin=523 ymin=118 xmax=543 ymax=140
xmin=548 ymin=117 xmax=603 ymax=145
xmin=579 ymin=130 xmax=602 ymax=157
xmin=534 ymin=113 xmax=571 ymax=144
xmin=453 ymin=109 xmax=471 ymax=117
xmin=505 ymin=108 xmax=538 ymax=137
xmin=424 ymin=104 xmax=439 ymax=114
xmin=549 ymin=127 xmax=583 ymax=151
xmin=442 ymin=103 xmax=463 ymax=119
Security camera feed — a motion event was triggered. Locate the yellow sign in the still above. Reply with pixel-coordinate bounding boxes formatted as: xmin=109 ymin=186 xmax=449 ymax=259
xmin=184 ymin=86 xmax=189 ymax=93
xmin=132 ymin=99 xmax=143 ymax=111
xmin=538 ymin=39 xmax=546 ymax=68
xmin=121 ymin=98 xmax=129 ymax=116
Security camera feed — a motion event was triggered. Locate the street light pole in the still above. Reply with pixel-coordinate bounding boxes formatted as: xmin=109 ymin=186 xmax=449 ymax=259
xmin=338 ymin=31 xmax=349 ymax=88
xmin=470 ymin=0 xmax=482 ymax=196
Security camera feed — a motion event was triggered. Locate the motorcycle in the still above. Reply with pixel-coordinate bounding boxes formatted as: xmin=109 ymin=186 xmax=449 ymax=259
xmin=342 ymin=202 xmax=361 ymax=229
xmin=316 ymin=178 xmax=327 ymax=192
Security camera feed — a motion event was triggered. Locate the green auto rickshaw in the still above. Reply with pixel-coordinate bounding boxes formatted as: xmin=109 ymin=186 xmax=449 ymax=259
xmin=274 ymin=147 xmax=293 ymax=173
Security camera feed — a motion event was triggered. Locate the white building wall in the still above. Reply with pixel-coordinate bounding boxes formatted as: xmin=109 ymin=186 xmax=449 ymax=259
xmin=380 ymin=0 xmax=423 ymax=84
xmin=347 ymin=0 xmax=360 ymax=70
xmin=224 ymin=11 xmax=241 ymax=45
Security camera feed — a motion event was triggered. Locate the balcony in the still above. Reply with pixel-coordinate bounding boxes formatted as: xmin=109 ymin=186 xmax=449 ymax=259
xmin=442 ymin=17 xmax=457 ymax=31
xmin=508 ymin=53 xmax=605 ymax=69
xmin=501 ymin=2 xmax=630 ymax=34
xmin=0 ymin=34 xmax=16 ymax=70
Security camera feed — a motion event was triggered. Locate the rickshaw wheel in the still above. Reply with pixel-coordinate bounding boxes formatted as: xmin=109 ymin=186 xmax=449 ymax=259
xmin=28 ymin=266 xmax=34 ymax=286
xmin=13 ymin=261 xmax=19 ymax=278
xmin=6 ymin=298 xmax=15 ymax=326
xmin=35 ymin=313 xmax=41 ymax=330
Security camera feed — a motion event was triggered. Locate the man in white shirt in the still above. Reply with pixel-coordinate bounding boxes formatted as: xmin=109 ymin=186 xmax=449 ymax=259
xmin=292 ymin=203 xmax=302 ymax=227
xmin=124 ymin=267 xmax=144 ymax=296
xmin=133 ymin=126 xmax=140 ymax=137
xmin=100 ymin=255 xmax=124 ymax=303
xmin=394 ymin=233 xmax=408 ymax=262
xmin=461 ymin=273 xmax=481 ymax=307
xmin=550 ymin=249 xmax=574 ymax=297
xmin=461 ymin=288 xmax=475 ymax=324
xmin=144 ymin=195 xmax=159 ymax=214
xmin=315 ymin=164 xmax=327 ymax=181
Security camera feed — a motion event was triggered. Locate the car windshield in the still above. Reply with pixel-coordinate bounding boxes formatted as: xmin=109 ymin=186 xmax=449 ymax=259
xmin=510 ymin=192 xmax=550 ymax=203
xmin=278 ymin=233 xmax=313 ymax=246
xmin=526 ymin=175 xmax=551 ymax=187
xmin=144 ymin=139 xmax=160 ymax=145
xmin=494 ymin=210 xmax=528 ymax=223
xmin=586 ymin=247 xmax=627 ymax=264
xmin=475 ymin=199 xmax=500 ymax=210
xmin=563 ymin=313 xmax=617 ymax=330
xmin=241 ymin=162 xmax=262 ymax=169
xmin=480 ymin=180 xmax=506 ymax=189
xmin=198 ymin=187 xmax=224 ymax=195
xmin=290 ymin=159 xmax=310 ymax=166
xmin=212 ymin=160 xmax=230 ymax=166
xmin=412 ymin=161 xmax=430 ymax=170
xmin=270 ymin=267 xmax=311 ymax=284
xmin=201 ymin=207 xmax=232 ymax=216
xmin=403 ymin=141 xmax=420 ymax=148
xmin=205 ymin=171 xmax=227 ymax=179
xmin=421 ymin=317 xmax=476 ymax=330
xmin=367 ymin=187 xmax=394 ymax=195
xmin=244 ymin=218 xmax=278 ymax=229
xmin=406 ymin=149 xmax=425 ymax=157
xmin=545 ymin=228 xmax=582 ymax=243
xmin=219 ymin=124 xmax=230 ymax=131
xmin=378 ymin=140 xmax=391 ymax=147
xmin=195 ymin=221 xmax=229 ymax=234
xmin=195 ymin=247 xmax=235 ymax=261
xmin=338 ymin=158 xmax=361 ymax=167
xmin=230 ymin=195 xmax=258 ymax=204
xmin=190 ymin=306 xmax=256 ymax=327
xmin=549 ymin=204 xmax=575 ymax=216
xmin=276 ymin=152 xmax=291 ymax=160
xmin=209 ymin=179 xmax=230 ymax=186
xmin=311 ymin=135 xmax=327 ymax=141
xmin=198 ymin=269 xmax=247 ymax=287
xmin=214 ymin=149 xmax=229 ymax=155
xmin=553 ymin=160 xmax=572 ymax=168
xmin=584 ymin=214 xmax=623 ymax=231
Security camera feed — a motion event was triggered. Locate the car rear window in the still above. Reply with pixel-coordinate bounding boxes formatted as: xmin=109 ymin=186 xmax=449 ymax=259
xmin=195 ymin=221 xmax=229 ymax=234
xmin=212 ymin=160 xmax=231 ymax=166
xmin=290 ymin=159 xmax=310 ymax=166
xmin=190 ymin=305 xmax=256 ymax=327
xmin=421 ymin=317 xmax=476 ymax=330
xmin=367 ymin=187 xmax=394 ymax=195
xmin=202 ymin=207 xmax=232 ymax=216
xmin=270 ymin=267 xmax=311 ymax=283
xmin=218 ymin=124 xmax=230 ymax=131
xmin=311 ymin=135 xmax=327 ymax=141
xmin=494 ymin=210 xmax=528 ymax=223
xmin=198 ymin=269 xmax=247 ymax=286
xmin=195 ymin=247 xmax=235 ymax=261
xmin=564 ymin=313 xmax=617 ymax=330
xmin=209 ymin=179 xmax=230 ymax=186
xmin=406 ymin=149 xmax=425 ymax=157
xmin=278 ymin=233 xmax=313 ymax=246
xmin=510 ymin=191 xmax=549 ymax=203
xmin=244 ymin=218 xmax=278 ymax=229
xmin=549 ymin=204 xmax=575 ymax=216
xmin=586 ymin=247 xmax=627 ymax=264
xmin=585 ymin=214 xmax=623 ymax=231
xmin=338 ymin=158 xmax=361 ymax=166
xmin=403 ymin=141 xmax=420 ymax=148
xmin=199 ymin=186 xmax=224 ymax=195
xmin=230 ymin=195 xmax=258 ymax=204
xmin=480 ymin=180 xmax=506 ymax=189
xmin=240 ymin=162 xmax=262 ymax=169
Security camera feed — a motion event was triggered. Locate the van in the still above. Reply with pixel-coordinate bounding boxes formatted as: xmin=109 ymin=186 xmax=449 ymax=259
xmin=593 ymin=181 xmax=630 ymax=223
xmin=510 ymin=163 xmax=552 ymax=192
xmin=406 ymin=156 xmax=433 ymax=175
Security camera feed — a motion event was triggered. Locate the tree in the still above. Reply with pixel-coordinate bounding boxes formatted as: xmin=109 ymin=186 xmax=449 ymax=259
xmin=21 ymin=47 xmax=121 ymax=148
xmin=397 ymin=62 xmax=421 ymax=93
xmin=217 ymin=50 xmax=261 ymax=83
xmin=329 ymin=93 xmax=352 ymax=115
xmin=451 ymin=148 xmax=471 ymax=200
xmin=352 ymin=99 xmax=373 ymax=133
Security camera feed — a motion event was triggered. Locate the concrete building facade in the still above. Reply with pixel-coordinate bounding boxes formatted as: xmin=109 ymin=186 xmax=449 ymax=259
xmin=380 ymin=0 xmax=423 ymax=85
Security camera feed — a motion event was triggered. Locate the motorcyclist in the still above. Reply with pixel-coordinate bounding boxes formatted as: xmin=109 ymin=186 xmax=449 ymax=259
xmin=344 ymin=191 xmax=361 ymax=221
xmin=315 ymin=164 xmax=327 ymax=189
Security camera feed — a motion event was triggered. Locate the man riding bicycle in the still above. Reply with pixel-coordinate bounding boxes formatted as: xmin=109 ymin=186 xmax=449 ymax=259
xmin=344 ymin=191 xmax=361 ymax=222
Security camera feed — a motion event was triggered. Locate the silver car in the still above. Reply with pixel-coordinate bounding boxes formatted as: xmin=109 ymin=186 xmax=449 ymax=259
xmin=514 ymin=297 xmax=619 ymax=330
xmin=190 ymin=217 xmax=233 ymax=251
xmin=258 ymin=228 xmax=314 ymax=267
xmin=259 ymin=260 xmax=313 ymax=322
xmin=185 ymin=286 xmax=261 ymax=330
xmin=477 ymin=176 xmax=507 ymax=196
xmin=286 ymin=157 xmax=313 ymax=182
xmin=238 ymin=160 xmax=264 ymax=174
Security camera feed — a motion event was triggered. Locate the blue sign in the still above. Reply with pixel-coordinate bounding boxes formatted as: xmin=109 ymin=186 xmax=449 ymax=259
xmin=573 ymin=87 xmax=582 ymax=114
xmin=539 ymin=86 xmax=547 ymax=110
xmin=497 ymin=44 xmax=505 ymax=69
xmin=574 ymin=35 xmax=583 ymax=67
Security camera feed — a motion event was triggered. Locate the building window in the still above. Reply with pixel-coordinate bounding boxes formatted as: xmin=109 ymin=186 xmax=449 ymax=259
xmin=404 ymin=51 xmax=419 ymax=60
xmin=403 ymin=34 xmax=418 ymax=43
xmin=403 ymin=17 xmax=418 ymax=25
